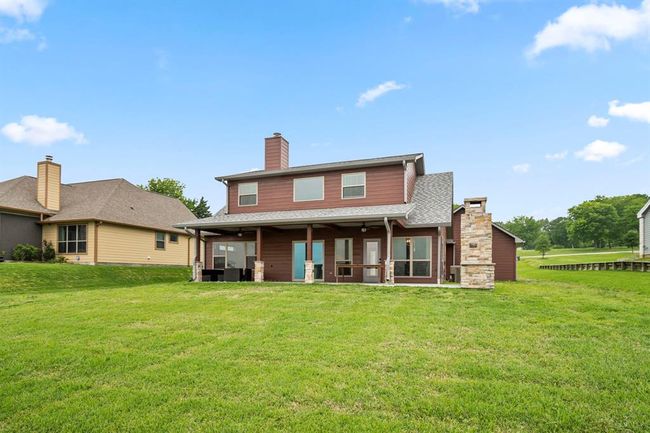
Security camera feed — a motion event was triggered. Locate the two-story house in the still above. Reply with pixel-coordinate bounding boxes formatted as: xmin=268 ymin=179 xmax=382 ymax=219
xmin=177 ymin=133 xmax=520 ymax=286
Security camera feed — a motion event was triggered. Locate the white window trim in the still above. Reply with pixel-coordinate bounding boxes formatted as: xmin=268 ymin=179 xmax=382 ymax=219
xmin=238 ymin=182 xmax=258 ymax=207
xmin=341 ymin=172 xmax=366 ymax=200
xmin=335 ymin=238 xmax=354 ymax=277
xmin=293 ymin=176 xmax=325 ymax=202
xmin=292 ymin=240 xmax=325 ymax=281
xmin=392 ymin=236 xmax=433 ymax=278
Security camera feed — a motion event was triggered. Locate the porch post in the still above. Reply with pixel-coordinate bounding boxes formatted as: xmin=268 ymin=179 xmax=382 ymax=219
xmin=254 ymin=227 xmax=264 ymax=282
xmin=305 ymin=224 xmax=314 ymax=283
xmin=384 ymin=218 xmax=394 ymax=284
xmin=193 ymin=228 xmax=203 ymax=282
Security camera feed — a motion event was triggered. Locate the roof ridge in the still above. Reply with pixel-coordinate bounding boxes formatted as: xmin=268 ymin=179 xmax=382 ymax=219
xmin=64 ymin=177 xmax=127 ymax=186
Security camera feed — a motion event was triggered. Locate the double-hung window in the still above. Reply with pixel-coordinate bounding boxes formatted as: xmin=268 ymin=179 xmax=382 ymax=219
xmin=341 ymin=172 xmax=366 ymax=199
xmin=58 ymin=224 xmax=87 ymax=254
xmin=393 ymin=236 xmax=431 ymax=277
xmin=335 ymin=238 xmax=353 ymax=276
xmin=155 ymin=232 xmax=166 ymax=250
xmin=293 ymin=176 xmax=324 ymax=202
xmin=238 ymin=182 xmax=258 ymax=206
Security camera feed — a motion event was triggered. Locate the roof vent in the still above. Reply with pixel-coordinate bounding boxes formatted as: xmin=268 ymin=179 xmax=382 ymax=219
xmin=273 ymin=132 xmax=282 ymax=137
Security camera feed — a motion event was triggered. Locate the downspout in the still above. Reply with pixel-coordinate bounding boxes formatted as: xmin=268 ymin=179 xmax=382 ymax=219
xmin=384 ymin=217 xmax=392 ymax=284
xmin=216 ymin=178 xmax=229 ymax=214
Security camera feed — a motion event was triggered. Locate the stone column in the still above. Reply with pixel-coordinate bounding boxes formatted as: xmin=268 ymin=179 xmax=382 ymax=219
xmin=460 ymin=197 xmax=495 ymax=289
xmin=193 ymin=261 xmax=204 ymax=282
xmin=304 ymin=260 xmax=314 ymax=284
xmin=254 ymin=261 xmax=264 ymax=282
xmin=387 ymin=260 xmax=395 ymax=284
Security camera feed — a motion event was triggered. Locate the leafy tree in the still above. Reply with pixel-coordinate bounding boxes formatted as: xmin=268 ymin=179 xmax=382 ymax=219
xmin=502 ymin=216 xmax=546 ymax=250
xmin=623 ymin=230 xmax=639 ymax=253
xmin=535 ymin=233 xmax=551 ymax=258
xmin=140 ymin=178 xmax=212 ymax=218
xmin=545 ymin=217 xmax=570 ymax=248
xmin=567 ymin=200 xmax=619 ymax=248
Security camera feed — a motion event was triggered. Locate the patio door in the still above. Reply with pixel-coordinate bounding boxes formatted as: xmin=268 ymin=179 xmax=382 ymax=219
xmin=363 ymin=239 xmax=381 ymax=283
xmin=292 ymin=241 xmax=324 ymax=281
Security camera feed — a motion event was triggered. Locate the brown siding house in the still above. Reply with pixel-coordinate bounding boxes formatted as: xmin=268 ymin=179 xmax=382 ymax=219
xmin=177 ymin=133 xmax=518 ymax=286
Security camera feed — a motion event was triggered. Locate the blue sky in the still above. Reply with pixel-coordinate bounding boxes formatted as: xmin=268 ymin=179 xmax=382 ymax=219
xmin=1 ymin=0 xmax=648 ymax=221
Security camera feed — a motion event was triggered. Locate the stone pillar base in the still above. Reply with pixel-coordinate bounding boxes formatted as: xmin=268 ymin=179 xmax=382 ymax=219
xmin=254 ymin=261 xmax=264 ymax=282
xmin=387 ymin=260 xmax=395 ymax=284
xmin=193 ymin=261 xmax=204 ymax=282
xmin=304 ymin=260 xmax=314 ymax=284
xmin=460 ymin=263 xmax=495 ymax=289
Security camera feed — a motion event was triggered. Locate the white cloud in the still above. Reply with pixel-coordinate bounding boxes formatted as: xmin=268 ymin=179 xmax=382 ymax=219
xmin=0 ymin=0 xmax=47 ymax=22
xmin=526 ymin=0 xmax=650 ymax=58
xmin=420 ymin=0 xmax=481 ymax=14
xmin=587 ymin=115 xmax=609 ymax=127
xmin=356 ymin=81 xmax=406 ymax=107
xmin=1 ymin=115 xmax=87 ymax=146
xmin=512 ymin=163 xmax=530 ymax=174
xmin=0 ymin=26 xmax=33 ymax=43
xmin=608 ymin=99 xmax=650 ymax=123
xmin=545 ymin=151 xmax=568 ymax=161
xmin=575 ymin=140 xmax=626 ymax=162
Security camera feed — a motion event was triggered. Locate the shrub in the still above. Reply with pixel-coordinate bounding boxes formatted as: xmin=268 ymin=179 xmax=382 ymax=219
xmin=11 ymin=244 xmax=41 ymax=262
xmin=42 ymin=241 xmax=56 ymax=262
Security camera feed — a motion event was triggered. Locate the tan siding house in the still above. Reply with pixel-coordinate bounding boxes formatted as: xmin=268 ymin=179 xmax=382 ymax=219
xmin=1 ymin=156 xmax=199 ymax=266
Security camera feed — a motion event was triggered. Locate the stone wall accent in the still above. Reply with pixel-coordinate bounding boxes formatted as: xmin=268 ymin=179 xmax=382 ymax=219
xmin=193 ymin=261 xmax=204 ymax=282
xmin=387 ymin=260 xmax=395 ymax=284
xmin=254 ymin=261 xmax=265 ymax=282
xmin=304 ymin=260 xmax=314 ymax=284
xmin=460 ymin=197 xmax=495 ymax=289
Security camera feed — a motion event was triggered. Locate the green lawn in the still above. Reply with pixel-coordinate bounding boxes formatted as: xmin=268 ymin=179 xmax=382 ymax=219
xmin=1 ymin=263 xmax=649 ymax=432
xmin=517 ymin=246 xmax=632 ymax=257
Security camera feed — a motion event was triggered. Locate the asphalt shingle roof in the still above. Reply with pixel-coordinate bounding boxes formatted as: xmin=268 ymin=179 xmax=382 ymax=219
xmin=405 ymin=172 xmax=453 ymax=227
xmin=0 ymin=177 xmax=196 ymax=233
xmin=216 ymin=153 xmax=425 ymax=181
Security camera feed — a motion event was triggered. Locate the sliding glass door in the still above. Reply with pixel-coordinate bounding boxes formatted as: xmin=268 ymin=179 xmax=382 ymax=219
xmin=292 ymin=241 xmax=324 ymax=281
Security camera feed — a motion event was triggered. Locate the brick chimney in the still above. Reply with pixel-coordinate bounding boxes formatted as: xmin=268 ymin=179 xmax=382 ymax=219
xmin=36 ymin=155 xmax=61 ymax=211
xmin=460 ymin=197 xmax=495 ymax=289
xmin=264 ymin=132 xmax=289 ymax=171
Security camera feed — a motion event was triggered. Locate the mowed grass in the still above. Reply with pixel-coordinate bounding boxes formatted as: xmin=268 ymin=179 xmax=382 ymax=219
xmin=1 ymin=263 xmax=649 ymax=432
xmin=517 ymin=246 xmax=631 ymax=257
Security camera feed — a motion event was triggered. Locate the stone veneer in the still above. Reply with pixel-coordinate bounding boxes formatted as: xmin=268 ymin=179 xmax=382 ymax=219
xmin=304 ymin=260 xmax=314 ymax=284
xmin=254 ymin=261 xmax=265 ymax=282
xmin=460 ymin=197 xmax=495 ymax=289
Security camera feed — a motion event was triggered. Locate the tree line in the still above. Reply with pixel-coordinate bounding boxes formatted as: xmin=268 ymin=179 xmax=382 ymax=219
xmin=497 ymin=194 xmax=648 ymax=250
xmin=140 ymin=178 xmax=212 ymax=219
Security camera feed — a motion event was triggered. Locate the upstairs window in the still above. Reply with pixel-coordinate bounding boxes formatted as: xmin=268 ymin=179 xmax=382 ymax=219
xmin=155 ymin=232 xmax=166 ymax=250
xmin=341 ymin=172 xmax=366 ymax=199
xmin=293 ymin=176 xmax=324 ymax=202
xmin=58 ymin=224 xmax=87 ymax=254
xmin=238 ymin=182 xmax=258 ymax=206
xmin=169 ymin=233 xmax=179 ymax=243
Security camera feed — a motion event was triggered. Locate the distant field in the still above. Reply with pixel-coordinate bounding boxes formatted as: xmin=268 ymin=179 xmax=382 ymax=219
xmin=1 ymin=262 xmax=649 ymax=432
xmin=517 ymin=246 xmax=631 ymax=257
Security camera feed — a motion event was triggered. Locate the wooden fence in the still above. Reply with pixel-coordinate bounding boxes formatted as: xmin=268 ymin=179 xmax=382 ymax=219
xmin=539 ymin=261 xmax=650 ymax=272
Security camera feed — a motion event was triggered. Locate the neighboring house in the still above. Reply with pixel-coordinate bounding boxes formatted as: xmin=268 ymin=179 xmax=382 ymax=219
xmin=639 ymin=199 xmax=650 ymax=258
xmin=447 ymin=206 xmax=524 ymax=281
xmin=0 ymin=156 xmax=198 ymax=265
xmin=177 ymin=133 xmax=518 ymax=285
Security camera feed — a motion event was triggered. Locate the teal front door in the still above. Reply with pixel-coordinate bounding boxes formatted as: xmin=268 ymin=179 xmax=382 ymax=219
xmin=292 ymin=241 xmax=324 ymax=281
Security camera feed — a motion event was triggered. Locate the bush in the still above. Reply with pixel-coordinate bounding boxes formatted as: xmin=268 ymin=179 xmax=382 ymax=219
xmin=42 ymin=241 xmax=56 ymax=262
xmin=11 ymin=244 xmax=41 ymax=262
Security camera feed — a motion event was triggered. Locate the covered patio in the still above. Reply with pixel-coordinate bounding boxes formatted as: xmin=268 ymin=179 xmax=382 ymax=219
xmin=177 ymin=204 xmax=448 ymax=285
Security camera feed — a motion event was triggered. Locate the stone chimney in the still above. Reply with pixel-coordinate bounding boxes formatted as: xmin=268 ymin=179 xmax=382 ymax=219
xmin=460 ymin=197 xmax=495 ymax=289
xmin=264 ymin=132 xmax=289 ymax=171
xmin=36 ymin=155 xmax=61 ymax=211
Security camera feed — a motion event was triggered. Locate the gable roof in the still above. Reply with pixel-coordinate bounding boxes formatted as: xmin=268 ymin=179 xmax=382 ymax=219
xmin=0 ymin=176 xmax=196 ymax=233
xmin=216 ymin=153 xmax=425 ymax=182
xmin=453 ymin=205 xmax=525 ymax=244
xmin=404 ymin=172 xmax=453 ymax=227
xmin=638 ymin=199 xmax=650 ymax=219
xmin=0 ymin=176 xmax=52 ymax=215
